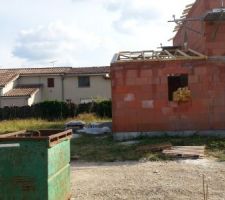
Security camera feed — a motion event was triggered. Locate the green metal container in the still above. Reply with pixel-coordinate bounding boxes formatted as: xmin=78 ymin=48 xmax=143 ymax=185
xmin=0 ymin=129 xmax=72 ymax=200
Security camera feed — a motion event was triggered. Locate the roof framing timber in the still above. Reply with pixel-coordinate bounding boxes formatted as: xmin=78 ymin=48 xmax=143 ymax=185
xmin=113 ymin=48 xmax=207 ymax=63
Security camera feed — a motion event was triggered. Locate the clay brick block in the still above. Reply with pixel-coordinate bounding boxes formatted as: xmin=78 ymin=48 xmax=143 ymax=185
xmin=135 ymin=77 xmax=148 ymax=85
xmin=168 ymin=102 xmax=178 ymax=108
xmin=126 ymin=70 xmax=137 ymax=77
xmin=189 ymin=75 xmax=199 ymax=83
xmin=213 ymin=96 xmax=225 ymax=107
xmin=115 ymin=72 xmax=123 ymax=79
xmin=195 ymin=67 xmax=207 ymax=75
xmin=148 ymin=77 xmax=161 ymax=85
xmin=140 ymin=69 xmax=152 ymax=77
xmin=161 ymin=107 xmax=173 ymax=115
xmin=213 ymin=74 xmax=221 ymax=83
xmin=141 ymin=100 xmax=154 ymax=109
xmin=124 ymin=93 xmax=135 ymax=102
xmin=126 ymin=78 xmax=136 ymax=86
xmin=160 ymin=77 xmax=168 ymax=84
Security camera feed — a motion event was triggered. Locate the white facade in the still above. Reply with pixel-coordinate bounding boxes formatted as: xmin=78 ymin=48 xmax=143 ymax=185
xmin=1 ymin=97 xmax=28 ymax=107
xmin=0 ymin=68 xmax=111 ymax=107
xmin=17 ymin=76 xmax=63 ymax=101
xmin=2 ymin=77 xmax=18 ymax=95
xmin=64 ymin=75 xmax=111 ymax=103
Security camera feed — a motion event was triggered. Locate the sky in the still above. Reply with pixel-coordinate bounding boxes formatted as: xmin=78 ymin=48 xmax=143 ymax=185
xmin=0 ymin=0 xmax=195 ymax=68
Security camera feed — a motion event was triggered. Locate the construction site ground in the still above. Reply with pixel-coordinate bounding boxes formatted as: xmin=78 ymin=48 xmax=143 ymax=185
xmin=71 ymin=159 xmax=225 ymax=200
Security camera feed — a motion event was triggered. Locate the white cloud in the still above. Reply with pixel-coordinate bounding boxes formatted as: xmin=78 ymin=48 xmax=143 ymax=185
xmin=12 ymin=21 xmax=112 ymax=66
xmin=0 ymin=0 xmax=195 ymax=67
xmin=102 ymin=0 xmax=161 ymax=33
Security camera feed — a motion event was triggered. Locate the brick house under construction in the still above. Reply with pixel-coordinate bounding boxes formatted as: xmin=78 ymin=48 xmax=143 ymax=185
xmin=111 ymin=0 xmax=225 ymax=140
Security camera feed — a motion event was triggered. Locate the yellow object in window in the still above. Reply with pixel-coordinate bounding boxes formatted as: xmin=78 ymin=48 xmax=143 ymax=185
xmin=173 ymin=87 xmax=191 ymax=103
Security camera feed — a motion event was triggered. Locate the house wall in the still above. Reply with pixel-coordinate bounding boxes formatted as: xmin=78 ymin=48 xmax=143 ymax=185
xmin=173 ymin=0 xmax=225 ymax=56
xmin=17 ymin=76 xmax=63 ymax=101
xmin=28 ymin=90 xmax=41 ymax=106
xmin=17 ymin=75 xmax=111 ymax=104
xmin=64 ymin=75 xmax=111 ymax=103
xmin=2 ymin=79 xmax=17 ymax=95
xmin=111 ymin=59 xmax=225 ymax=134
xmin=1 ymin=97 xmax=28 ymax=107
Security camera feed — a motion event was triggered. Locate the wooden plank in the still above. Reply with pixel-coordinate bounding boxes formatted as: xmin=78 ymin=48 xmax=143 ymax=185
xmin=163 ymin=150 xmax=204 ymax=156
xmin=188 ymin=48 xmax=206 ymax=57
xmin=185 ymin=3 xmax=194 ymax=9
xmin=164 ymin=50 xmax=176 ymax=58
xmin=137 ymin=143 xmax=172 ymax=153
xmin=176 ymin=49 xmax=192 ymax=58
xmin=162 ymin=146 xmax=205 ymax=158
xmin=173 ymin=146 xmax=205 ymax=150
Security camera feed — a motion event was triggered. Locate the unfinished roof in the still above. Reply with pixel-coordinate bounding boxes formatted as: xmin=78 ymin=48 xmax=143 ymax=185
xmin=203 ymin=8 xmax=225 ymax=21
xmin=173 ymin=2 xmax=196 ymax=32
xmin=0 ymin=73 xmax=18 ymax=87
xmin=112 ymin=48 xmax=207 ymax=63
xmin=2 ymin=87 xmax=40 ymax=97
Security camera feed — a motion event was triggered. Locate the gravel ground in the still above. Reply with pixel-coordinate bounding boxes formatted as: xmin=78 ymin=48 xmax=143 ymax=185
xmin=71 ymin=159 xmax=225 ymax=200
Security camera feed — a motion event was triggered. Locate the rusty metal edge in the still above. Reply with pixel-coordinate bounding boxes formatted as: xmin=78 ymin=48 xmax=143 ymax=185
xmin=0 ymin=129 xmax=73 ymax=147
xmin=0 ymin=130 xmax=27 ymax=138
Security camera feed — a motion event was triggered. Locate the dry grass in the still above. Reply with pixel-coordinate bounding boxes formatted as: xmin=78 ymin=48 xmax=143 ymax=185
xmin=0 ymin=119 xmax=66 ymax=134
xmin=74 ymin=113 xmax=111 ymax=123
xmin=71 ymin=135 xmax=225 ymax=162
xmin=0 ymin=113 xmax=111 ymax=134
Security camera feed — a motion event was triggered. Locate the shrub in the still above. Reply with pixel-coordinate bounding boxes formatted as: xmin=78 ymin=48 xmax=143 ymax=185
xmin=0 ymin=100 xmax=111 ymax=120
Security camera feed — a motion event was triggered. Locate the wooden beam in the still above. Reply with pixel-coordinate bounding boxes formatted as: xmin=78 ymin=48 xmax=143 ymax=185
xmin=188 ymin=48 xmax=206 ymax=57
xmin=164 ymin=50 xmax=176 ymax=58
xmin=185 ymin=3 xmax=194 ymax=8
xmin=176 ymin=49 xmax=192 ymax=58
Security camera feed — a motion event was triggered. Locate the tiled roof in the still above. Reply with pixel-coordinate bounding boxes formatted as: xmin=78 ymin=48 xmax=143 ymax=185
xmin=0 ymin=66 xmax=110 ymax=87
xmin=0 ymin=67 xmax=72 ymax=75
xmin=2 ymin=88 xmax=39 ymax=97
xmin=67 ymin=66 xmax=110 ymax=74
xmin=0 ymin=66 xmax=110 ymax=75
xmin=0 ymin=73 xmax=18 ymax=87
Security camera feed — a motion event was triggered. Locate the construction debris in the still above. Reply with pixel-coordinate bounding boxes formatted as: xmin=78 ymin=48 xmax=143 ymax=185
xmin=163 ymin=146 xmax=205 ymax=159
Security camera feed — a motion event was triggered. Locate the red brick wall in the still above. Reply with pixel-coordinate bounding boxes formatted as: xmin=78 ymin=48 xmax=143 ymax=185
xmin=111 ymin=60 xmax=225 ymax=132
xmin=173 ymin=0 xmax=225 ymax=56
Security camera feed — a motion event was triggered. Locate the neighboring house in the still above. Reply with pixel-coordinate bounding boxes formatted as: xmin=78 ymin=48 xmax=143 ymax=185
xmin=111 ymin=0 xmax=225 ymax=140
xmin=0 ymin=66 xmax=111 ymax=107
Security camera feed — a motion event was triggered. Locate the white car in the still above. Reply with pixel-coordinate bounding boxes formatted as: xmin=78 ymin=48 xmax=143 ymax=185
xmin=65 ymin=120 xmax=86 ymax=133
xmin=77 ymin=122 xmax=111 ymax=135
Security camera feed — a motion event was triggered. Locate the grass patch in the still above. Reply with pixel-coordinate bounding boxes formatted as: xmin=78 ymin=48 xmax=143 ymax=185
xmin=0 ymin=117 xmax=224 ymax=162
xmin=74 ymin=113 xmax=111 ymax=123
xmin=0 ymin=119 xmax=66 ymax=133
xmin=0 ymin=114 xmax=110 ymax=134
xmin=71 ymin=135 xmax=141 ymax=162
xmin=71 ymin=135 xmax=225 ymax=162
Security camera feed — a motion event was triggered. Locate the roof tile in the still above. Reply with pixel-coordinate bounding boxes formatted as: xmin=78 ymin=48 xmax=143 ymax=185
xmin=2 ymin=88 xmax=39 ymax=97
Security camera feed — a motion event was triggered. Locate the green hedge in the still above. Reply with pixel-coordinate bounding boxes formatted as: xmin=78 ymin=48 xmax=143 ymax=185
xmin=0 ymin=100 xmax=111 ymax=120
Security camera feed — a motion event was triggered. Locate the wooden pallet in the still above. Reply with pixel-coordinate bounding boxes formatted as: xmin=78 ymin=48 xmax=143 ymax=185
xmin=162 ymin=146 xmax=205 ymax=158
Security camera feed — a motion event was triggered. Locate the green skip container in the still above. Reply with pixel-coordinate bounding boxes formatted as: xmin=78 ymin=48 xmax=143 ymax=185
xmin=0 ymin=129 xmax=72 ymax=200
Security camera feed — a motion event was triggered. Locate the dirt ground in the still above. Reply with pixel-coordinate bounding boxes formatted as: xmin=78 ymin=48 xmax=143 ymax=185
xmin=71 ymin=159 xmax=225 ymax=200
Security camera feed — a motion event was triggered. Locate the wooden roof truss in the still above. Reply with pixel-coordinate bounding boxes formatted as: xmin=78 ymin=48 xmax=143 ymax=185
xmin=115 ymin=48 xmax=207 ymax=62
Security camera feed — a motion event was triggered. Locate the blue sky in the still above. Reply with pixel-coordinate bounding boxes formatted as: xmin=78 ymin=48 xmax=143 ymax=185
xmin=0 ymin=0 xmax=194 ymax=68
